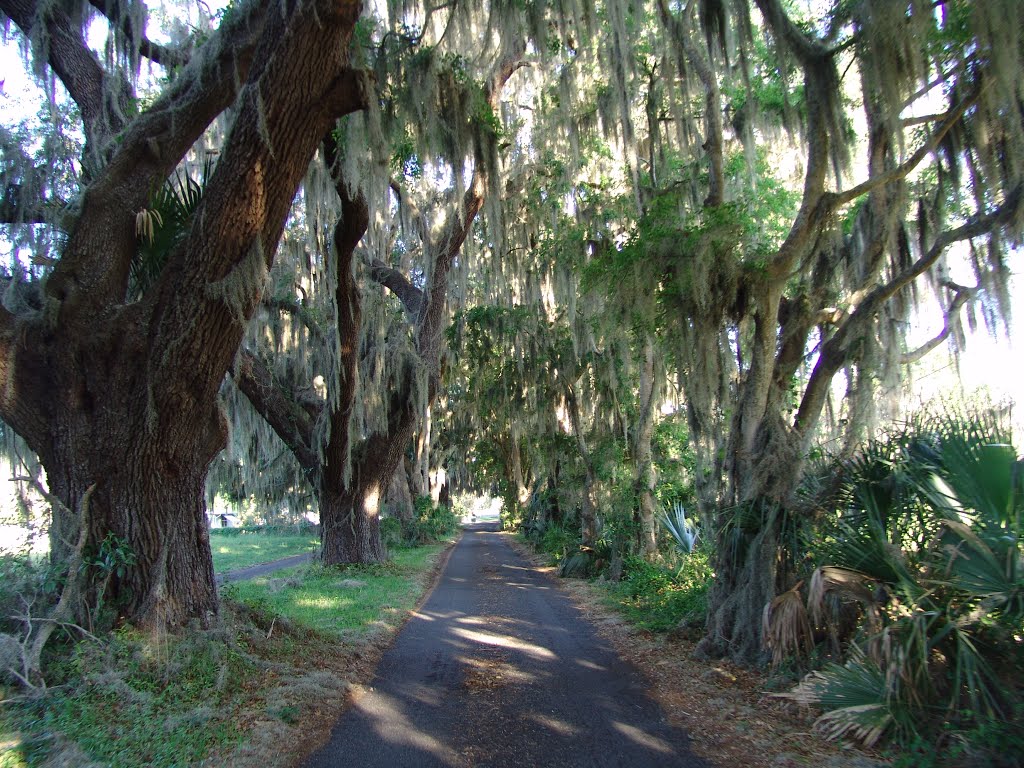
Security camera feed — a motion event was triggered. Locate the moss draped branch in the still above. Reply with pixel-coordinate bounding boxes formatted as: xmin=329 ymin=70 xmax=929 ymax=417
xmin=794 ymin=183 xmax=1024 ymax=442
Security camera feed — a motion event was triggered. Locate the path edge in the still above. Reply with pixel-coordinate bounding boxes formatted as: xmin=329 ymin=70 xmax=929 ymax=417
xmin=286 ymin=530 xmax=464 ymax=768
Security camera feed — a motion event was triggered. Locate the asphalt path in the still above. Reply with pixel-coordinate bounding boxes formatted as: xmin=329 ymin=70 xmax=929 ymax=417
xmin=304 ymin=522 xmax=709 ymax=768
xmin=215 ymin=552 xmax=313 ymax=583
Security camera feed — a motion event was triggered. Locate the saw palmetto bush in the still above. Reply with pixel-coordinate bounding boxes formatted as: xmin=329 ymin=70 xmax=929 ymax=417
xmin=777 ymin=414 xmax=1023 ymax=762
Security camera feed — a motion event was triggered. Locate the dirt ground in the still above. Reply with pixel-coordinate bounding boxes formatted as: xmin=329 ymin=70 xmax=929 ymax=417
xmin=504 ymin=534 xmax=891 ymax=768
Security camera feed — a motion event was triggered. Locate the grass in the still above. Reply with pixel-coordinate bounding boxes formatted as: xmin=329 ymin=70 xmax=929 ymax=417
xmin=223 ymin=544 xmax=446 ymax=638
xmin=0 ymin=541 xmax=452 ymax=768
xmin=1 ymin=626 xmax=253 ymax=768
xmin=209 ymin=529 xmax=319 ymax=573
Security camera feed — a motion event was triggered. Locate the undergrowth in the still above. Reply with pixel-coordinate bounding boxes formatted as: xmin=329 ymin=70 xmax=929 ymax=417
xmin=606 ymin=552 xmax=712 ymax=632
xmin=1 ymin=624 xmax=251 ymax=767
xmin=0 ymin=543 xmax=449 ymax=767
xmin=380 ymin=499 xmax=460 ymax=549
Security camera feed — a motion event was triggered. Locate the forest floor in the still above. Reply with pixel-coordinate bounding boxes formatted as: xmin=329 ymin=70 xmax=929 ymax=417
xmin=504 ymin=535 xmax=891 ymax=768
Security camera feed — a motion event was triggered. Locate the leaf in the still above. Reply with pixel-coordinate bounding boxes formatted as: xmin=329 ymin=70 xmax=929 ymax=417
xmin=762 ymin=582 xmax=813 ymax=668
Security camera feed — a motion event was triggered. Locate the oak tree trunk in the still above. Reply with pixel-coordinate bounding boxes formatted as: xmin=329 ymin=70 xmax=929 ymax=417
xmin=0 ymin=0 xmax=365 ymax=629
xmin=632 ymin=335 xmax=659 ymax=559
xmin=320 ymin=489 xmax=386 ymax=564
xmin=32 ymin=320 xmax=222 ymax=627
xmin=385 ymin=456 xmax=417 ymax=523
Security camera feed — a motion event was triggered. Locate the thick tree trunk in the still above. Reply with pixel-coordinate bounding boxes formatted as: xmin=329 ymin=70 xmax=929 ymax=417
xmin=412 ymin=413 xmax=431 ymax=498
xmin=633 ymin=335 xmax=659 ymax=559
xmin=22 ymin=317 xmax=224 ymax=628
xmin=320 ymin=416 xmax=414 ymax=564
xmin=508 ymin=438 xmax=530 ymax=512
xmin=320 ymin=487 xmax=386 ymax=564
xmin=386 ymin=455 xmax=416 ymax=523
xmin=580 ymin=467 xmax=599 ymax=547
xmin=0 ymin=0 xmax=365 ymax=630
xmin=429 ymin=466 xmax=446 ymax=505
xmin=696 ymin=515 xmax=779 ymax=663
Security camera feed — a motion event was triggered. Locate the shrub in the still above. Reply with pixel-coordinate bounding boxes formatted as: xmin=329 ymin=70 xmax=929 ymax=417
xmin=379 ymin=517 xmax=403 ymax=550
xmin=608 ymin=551 xmax=712 ymax=632
xmin=776 ymin=413 xmax=1024 ymax=757
xmin=403 ymin=497 xmax=459 ymax=544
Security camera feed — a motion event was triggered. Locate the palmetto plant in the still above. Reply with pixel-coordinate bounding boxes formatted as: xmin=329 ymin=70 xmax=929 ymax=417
xmin=659 ymin=500 xmax=700 ymax=556
xmin=777 ymin=414 xmax=1023 ymax=749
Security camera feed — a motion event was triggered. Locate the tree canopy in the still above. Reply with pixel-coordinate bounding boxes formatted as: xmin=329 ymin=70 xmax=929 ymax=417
xmin=1 ymin=0 xmax=1021 ymax=663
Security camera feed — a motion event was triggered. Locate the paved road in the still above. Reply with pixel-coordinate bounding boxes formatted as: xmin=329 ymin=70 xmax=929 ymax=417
xmin=215 ymin=552 xmax=312 ymax=583
xmin=304 ymin=523 xmax=708 ymax=768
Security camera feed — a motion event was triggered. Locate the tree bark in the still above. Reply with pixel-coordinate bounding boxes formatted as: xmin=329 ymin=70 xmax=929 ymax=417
xmin=565 ymin=386 xmax=598 ymax=546
xmin=0 ymin=0 xmax=366 ymax=629
xmin=386 ymin=456 xmax=417 ymax=523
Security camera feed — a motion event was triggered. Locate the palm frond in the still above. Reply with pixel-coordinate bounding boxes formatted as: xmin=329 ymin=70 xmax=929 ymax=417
xmin=762 ymin=582 xmax=813 ymax=668
xmin=659 ymin=501 xmax=700 ymax=555
xmin=778 ymin=650 xmax=899 ymax=747
xmin=807 ymin=565 xmax=882 ymax=632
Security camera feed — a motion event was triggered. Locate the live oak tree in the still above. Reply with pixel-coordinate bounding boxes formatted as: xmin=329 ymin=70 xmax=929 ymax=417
xmin=0 ymin=0 xmax=366 ymax=627
xmin=2 ymin=0 xmax=1021 ymax=663
xmin=229 ymin=6 xmax=527 ymax=564
xmin=449 ymin=0 xmax=1023 ymax=662
xmin=568 ymin=0 xmax=1024 ymax=661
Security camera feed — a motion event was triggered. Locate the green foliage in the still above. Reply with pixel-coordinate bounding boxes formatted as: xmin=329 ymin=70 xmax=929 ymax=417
xmin=379 ymin=516 xmax=404 ymax=550
xmin=82 ymin=533 xmax=136 ymax=581
xmin=521 ymin=515 xmax=577 ymax=565
xmin=782 ymin=413 xmax=1024 ymax=755
xmin=659 ymin=501 xmax=700 ymax=556
xmin=653 ymin=414 xmax=695 ymax=507
xmin=0 ymin=555 xmax=61 ymax=638
xmin=402 ymin=497 xmax=459 ymax=544
xmin=606 ymin=552 xmax=712 ymax=632
xmin=131 ymin=160 xmax=211 ymax=298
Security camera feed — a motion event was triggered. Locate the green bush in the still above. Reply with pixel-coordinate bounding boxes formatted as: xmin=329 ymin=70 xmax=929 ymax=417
xmin=403 ymin=497 xmax=459 ymax=544
xmin=608 ymin=551 xmax=712 ymax=632
xmin=779 ymin=413 xmax=1024 ymax=757
xmin=379 ymin=517 xmax=404 ymax=549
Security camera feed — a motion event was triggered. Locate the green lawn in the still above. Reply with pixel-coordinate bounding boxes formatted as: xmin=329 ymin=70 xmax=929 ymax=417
xmin=224 ymin=544 xmax=446 ymax=638
xmin=0 ymin=541 xmax=453 ymax=768
xmin=209 ymin=529 xmax=320 ymax=573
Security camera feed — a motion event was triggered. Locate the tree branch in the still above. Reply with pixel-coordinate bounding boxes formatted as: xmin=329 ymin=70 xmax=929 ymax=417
xmin=261 ymin=296 xmax=324 ymax=342
xmin=0 ymin=0 xmax=131 ymax=156
xmin=831 ymin=86 xmax=983 ymax=208
xmin=794 ymin=184 xmax=1023 ymax=440
xmin=141 ymin=1 xmax=367 ymax=423
xmin=656 ymin=0 xmax=724 ymax=207
xmin=43 ymin=0 xmax=272 ymax=311
xmin=87 ymin=0 xmax=191 ymax=68
xmin=368 ymin=259 xmax=425 ymax=317
xmin=900 ymin=282 xmax=977 ymax=365
xmin=233 ymin=349 xmax=319 ymax=472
